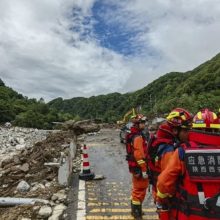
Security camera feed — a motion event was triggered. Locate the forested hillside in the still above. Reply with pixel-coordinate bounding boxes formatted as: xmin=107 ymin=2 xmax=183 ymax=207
xmin=48 ymin=93 xmax=133 ymax=122
xmin=49 ymin=53 xmax=220 ymax=121
xmin=1 ymin=53 xmax=220 ymax=127
xmin=0 ymin=82 xmax=73 ymax=128
xmin=132 ymin=53 xmax=220 ymax=115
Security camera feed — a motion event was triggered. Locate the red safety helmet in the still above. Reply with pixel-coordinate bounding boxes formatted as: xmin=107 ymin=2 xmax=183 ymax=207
xmin=166 ymin=108 xmax=192 ymax=128
xmin=193 ymin=108 xmax=220 ymax=129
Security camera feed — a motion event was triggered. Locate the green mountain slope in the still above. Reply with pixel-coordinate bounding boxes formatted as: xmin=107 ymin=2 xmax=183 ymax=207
xmin=1 ymin=53 xmax=220 ymax=127
xmin=49 ymin=92 xmax=132 ymax=122
xmin=134 ymin=53 xmax=220 ymax=114
xmin=0 ymin=83 xmax=73 ymax=128
xmin=49 ymin=53 xmax=220 ymax=121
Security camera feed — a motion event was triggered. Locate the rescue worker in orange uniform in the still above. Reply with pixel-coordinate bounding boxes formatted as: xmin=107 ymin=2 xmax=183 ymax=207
xmin=147 ymin=108 xmax=192 ymax=219
xmin=127 ymin=114 xmax=148 ymax=219
xmin=157 ymin=108 xmax=220 ymax=220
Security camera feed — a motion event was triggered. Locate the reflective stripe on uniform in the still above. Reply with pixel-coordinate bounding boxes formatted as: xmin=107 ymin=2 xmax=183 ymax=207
xmin=137 ymin=160 xmax=145 ymax=165
xmin=157 ymin=189 xmax=172 ymax=199
xmin=131 ymin=200 xmax=141 ymax=205
xmin=192 ymin=123 xmax=206 ymax=128
xmin=210 ymin=123 xmax=220 ymax=129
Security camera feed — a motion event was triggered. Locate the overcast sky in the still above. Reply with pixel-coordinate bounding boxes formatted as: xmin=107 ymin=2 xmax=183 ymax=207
xmin=1 ymin=0 xmax=220 ymax=101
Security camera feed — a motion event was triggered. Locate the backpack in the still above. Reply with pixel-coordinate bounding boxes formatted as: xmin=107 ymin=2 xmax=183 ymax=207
xmin=147 ymin=134 xmax=174 ymax=186
xmin=125 ymin=131 xmax=142 ymax=174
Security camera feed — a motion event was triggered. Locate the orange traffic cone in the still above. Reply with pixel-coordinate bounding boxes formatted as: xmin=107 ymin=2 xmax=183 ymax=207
xmin=79 ymin=144 xmax=95 ymax=181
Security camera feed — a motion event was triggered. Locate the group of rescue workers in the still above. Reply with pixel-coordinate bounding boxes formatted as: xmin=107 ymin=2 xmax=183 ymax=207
xmin=125 ymin=108 xmax=220 ymax=220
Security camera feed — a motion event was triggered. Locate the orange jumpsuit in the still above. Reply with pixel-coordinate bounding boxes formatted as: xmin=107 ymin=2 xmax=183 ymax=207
xmin=152 ymin=122 xmax=176 ymax=201
xmin=153 ymin=147 xmax=174 ymax=201
xmin=131 ymin=135 xmax=149 ymax=204
xmin=151 ymin=123 xmax=177 ymax=219
xmin=157 ymin=149 xmax=184 ymax=199
xmin=151 ymin=144 xmax=176 ymax=220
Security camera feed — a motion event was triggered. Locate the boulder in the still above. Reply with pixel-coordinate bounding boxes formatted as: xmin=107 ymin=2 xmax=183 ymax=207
xmin=5 ymin=122 xmax=12 ymax=128
xmin=51 ymin=195 xmax=58 ymax=202
xmin=16 ymin=137 xmax=25 ymax=144
xmin=52 ymin=190 xmax=67 ymax=202
xmin=15 ymin=144 xmax=26 ymax=151
xmin=38 ymin=206 xmax=52 ymax=218
xmin=48 ymin=204 xmax=66 ymax=220
xmin=19 ymin=163 xmax=29 ymax=172
xmin=16 ymin=180 xmax=30 ymax=192
xmin=31 ymin=183 xmax=45 ymax=192
xmin=13 ymin=155 xmax=21 ymax=165
xmin=62 ymin=119 xmax=100 ymax=135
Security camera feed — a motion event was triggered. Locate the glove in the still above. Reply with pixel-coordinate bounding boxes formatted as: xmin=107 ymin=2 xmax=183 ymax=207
xmin=142 ymin=171 xmax=148 ymax=179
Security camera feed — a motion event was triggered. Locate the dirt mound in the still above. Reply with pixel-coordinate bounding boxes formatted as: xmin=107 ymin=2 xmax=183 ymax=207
xmin=0 ymin=131 xmax=76 ymax=197
xmin=0 ymin=130 xmax=79 ymax=219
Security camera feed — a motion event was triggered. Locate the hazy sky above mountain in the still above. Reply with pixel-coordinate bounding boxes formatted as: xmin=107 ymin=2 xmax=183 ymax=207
xmin=1 ymin=0 xmax=220 ymax=101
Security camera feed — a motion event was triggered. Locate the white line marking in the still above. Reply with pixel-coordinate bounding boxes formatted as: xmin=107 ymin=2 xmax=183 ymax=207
xmin=77 ymin=180 xmax=86 ymax=220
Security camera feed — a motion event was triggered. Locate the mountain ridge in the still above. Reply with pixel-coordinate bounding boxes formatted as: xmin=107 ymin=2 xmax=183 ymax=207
xmin=49 ymin=53 xmax=220 ymax=121
xmin=0 ymin=53 xmax=220 ymax=126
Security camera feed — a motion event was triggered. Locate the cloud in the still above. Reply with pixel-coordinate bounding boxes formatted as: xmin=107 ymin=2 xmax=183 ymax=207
xmin=1 ymin=0 xmax=220 ymax=101
xmin=99 ymin=0 xmax=220 ymax=91
xmin=0 ymin=0 xmax=132 ymax=100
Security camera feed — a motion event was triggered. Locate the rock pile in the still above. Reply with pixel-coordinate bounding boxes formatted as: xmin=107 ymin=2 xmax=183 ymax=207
xmin=0 ymin=126 xmax=50 ymax=164
xmin=0 ymin=130 xmax=81 ymax=220
xmin=0 ymin=120 xmax=100 ymax=219
xmin=0 ymin=131 xmax=79 ymax=196
xmin=0 ymin=188 xmax=68 ymax=219
xmin=62 ymin=119 xmax=101 ymax=135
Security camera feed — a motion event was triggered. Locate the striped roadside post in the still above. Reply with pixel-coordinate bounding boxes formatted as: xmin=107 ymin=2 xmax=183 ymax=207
xmin=79 ymin=144 xmax=95 ymax=181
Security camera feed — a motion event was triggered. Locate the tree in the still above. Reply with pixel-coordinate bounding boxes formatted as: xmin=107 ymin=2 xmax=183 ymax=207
xmin=0 ymin=78 xmax=5 ymax=86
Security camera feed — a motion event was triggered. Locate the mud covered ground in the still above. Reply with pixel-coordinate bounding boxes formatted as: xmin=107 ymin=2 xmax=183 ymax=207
xmin=0 ymin=130 xmax=81 ymax=220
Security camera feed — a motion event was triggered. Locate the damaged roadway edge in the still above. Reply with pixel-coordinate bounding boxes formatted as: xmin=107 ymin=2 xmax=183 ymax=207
xmin=66 ymin=173 xmax=79 ymax=220
xmin=0 ymin=120 xmax=100 ymax=219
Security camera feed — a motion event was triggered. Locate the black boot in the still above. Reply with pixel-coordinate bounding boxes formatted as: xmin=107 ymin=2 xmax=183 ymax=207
xmin=131 ymin=202 xmax=142 ymax=219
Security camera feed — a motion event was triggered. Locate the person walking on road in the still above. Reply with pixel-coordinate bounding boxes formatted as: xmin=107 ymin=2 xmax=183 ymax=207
xmin=147 ymin=108 xmax=192 ymax=220
xmin=125 ymin=114 xmax=148 ymax=219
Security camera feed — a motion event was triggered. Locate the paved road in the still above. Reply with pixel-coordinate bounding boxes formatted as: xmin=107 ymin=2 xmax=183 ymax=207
xmin=82 ymin=128 xmax=158 ymax=220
